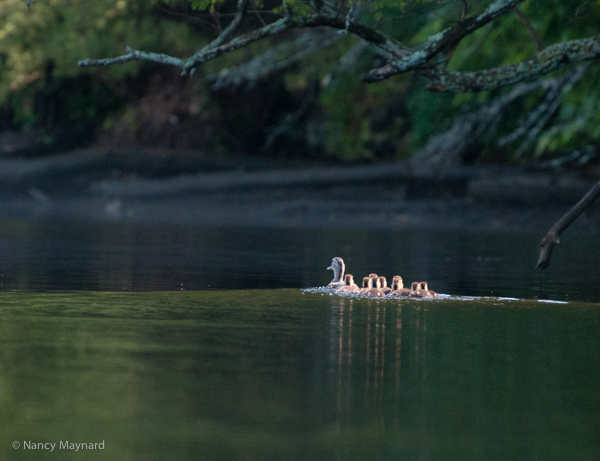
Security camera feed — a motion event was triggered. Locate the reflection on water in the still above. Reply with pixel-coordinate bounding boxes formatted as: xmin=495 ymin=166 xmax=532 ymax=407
xmin=323 ymin=293 xmax=600 ymax=460
xmin=2 ymin=290 xmax=600 ymax=460
xmin=0 ymin=218 xmax=598 ymax=301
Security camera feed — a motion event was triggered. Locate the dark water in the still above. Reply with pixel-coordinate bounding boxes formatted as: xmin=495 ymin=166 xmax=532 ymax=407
xmin=0 ymin=218 xmax=599 ymax=301
xmin=1 ymin=218 xmax=600 ymax=460
xmin=2 ymin=291 xmax=600 ymax=460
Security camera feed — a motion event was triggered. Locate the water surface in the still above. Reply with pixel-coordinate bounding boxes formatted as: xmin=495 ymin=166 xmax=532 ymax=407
xmin=0 ymin=218 xmax=598 ymax=301
xmin=1 ymin=218 xmax=600 ymax=460
xmin=2 ymin=290 xmax=600 ymax=460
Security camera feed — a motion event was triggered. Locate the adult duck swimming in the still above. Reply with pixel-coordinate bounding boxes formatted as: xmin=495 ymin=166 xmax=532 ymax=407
xmin=326 ymin=257 xmax=347 ymax=290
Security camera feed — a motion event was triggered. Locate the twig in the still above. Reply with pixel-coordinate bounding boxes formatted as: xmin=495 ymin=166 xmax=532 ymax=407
xmin=249 ymin=0 xmax=267 ymax=27
xmin=514 ymin=8 xmax=542 ymax=51
xmin=78 ymin=46 xmax=184 ymax=68
xmin=536 ymin=180 xmax=600 ymax=270
xmin=206 ymin=0 xmax=250 ymax=49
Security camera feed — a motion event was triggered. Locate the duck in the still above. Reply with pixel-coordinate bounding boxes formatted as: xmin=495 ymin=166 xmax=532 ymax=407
xmin=378 ymin=276 xmax=392 ymax=294
xmin=336 ymin=274 xmax=360 ymax=293
xmin=326 ymin=257 xmax=346 ymax=289
xmin=390 ymin=275 xmax=411 ymax=297
xmin=420 ymin=281 xmax=439 ymax=298
xmin=363 ymin=276 xmax=386 ymax=297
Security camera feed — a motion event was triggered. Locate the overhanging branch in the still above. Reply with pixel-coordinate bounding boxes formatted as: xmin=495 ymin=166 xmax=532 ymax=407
xmin=78 ymin=0 xmax=600 ymax=94
xmin=422 ymin=34 xmax=600 ymax=92
xmin=363 ymin=0 xmax=525 ymax=82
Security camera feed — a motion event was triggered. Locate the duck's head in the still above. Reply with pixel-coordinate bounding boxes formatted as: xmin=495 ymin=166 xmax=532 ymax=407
xmin=420 ymin=281 xmax=429 ymax=291
xmin=411 ymin=282 xmax=420 ymax=291
xmin=344 ymin=274 xmax=354 ymax=286
xmin=368 ymin=273 xmax=378 ymax=279
xmin=327 ymin=257 xmax=344 ymax=272
xmin=362 ymin=277 xmax=372 ymax=288
xmin=378 ymin=276 xmax=387 ymax=288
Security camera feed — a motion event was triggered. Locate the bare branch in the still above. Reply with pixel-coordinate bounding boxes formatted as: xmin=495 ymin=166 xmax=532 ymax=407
xmin=364 ymin=0 xmax=525 ymax=82
xmin=536 ymin=180 xmax=600 ymax=270
xmin=78 ymin=46 xmax=184 ymax=68
xmin=421 ymin=34 xmax=600 ymax=92
xmin=182 ymin=13 xmax=408 ymax=75
xmin=207 ymin=0 xmax=250 ymax=49
xmin=78 ymin=0 xmax=600 ymax=95
xmin=182 ymin=16 xmax=292 ymax=74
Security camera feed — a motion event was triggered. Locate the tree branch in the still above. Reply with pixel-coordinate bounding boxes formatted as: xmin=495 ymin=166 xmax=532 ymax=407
xmin=363 ymin=0 xmax=524 ymax=82
xmin=421 ymin=34 xmax=600 ymax=92
xmin=181 ymin=16 xmax=292 ymax=74
xmin=78 ymin=0 xmax=600 ymax=95
xmin=536 ymin=180 xmax=600 ymax=270
xmin=78 ymin=46 xmax=184 ymax=68
xmin=181 ymin=13 xmax=409 ymax=75
xmin=79 ymin=10 xmax=408 ymax=73
xmin=207 ymin=0 xmax=250 ymax=49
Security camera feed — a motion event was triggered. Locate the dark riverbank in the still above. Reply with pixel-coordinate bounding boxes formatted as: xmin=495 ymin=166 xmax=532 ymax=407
xmin=1 ymin=147 xmax=599 ymax=234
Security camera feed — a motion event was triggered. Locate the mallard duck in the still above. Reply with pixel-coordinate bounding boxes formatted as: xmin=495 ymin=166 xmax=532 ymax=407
xmin=326 ymin=257 xmax=346 ymax=289
xmin=420 ymin=281 xmax=439 ymax=298
xmin=390 ymin=275 xmax=411 ymax=297
xmin=378 ymin=276 xmax=392 ymax=294
xmin=336 ymin=274 xmax=360 ymax=293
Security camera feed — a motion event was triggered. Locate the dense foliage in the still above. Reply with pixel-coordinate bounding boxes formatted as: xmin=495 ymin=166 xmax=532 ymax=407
xmin=1 ymin=0 xmax=599 ymax=165
xmin=0 ymin=0 xmax=206 ymax=125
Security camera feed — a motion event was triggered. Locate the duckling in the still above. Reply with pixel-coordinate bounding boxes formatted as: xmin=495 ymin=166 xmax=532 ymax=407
xmin=359 ymin=276 xmax=372 ymax=294
xmin=388 ymin=276 xmax=401 ymax=295
xmin=390 ymin=275 xmax=411 ymax=297
xmin=336 ymin=274 xmax=360 ymax=293
xmin=378 ymin=276 xmax=392 ymax=294
xmin=364 ymin=276 xmax=386 ymax=297
xmin=326 ymin=257 xmax=346 ymax=289
xmin=420 ymin=281 xmax=439 ymax=298
xmin=408 ymin=282 xmax=425 ymax=298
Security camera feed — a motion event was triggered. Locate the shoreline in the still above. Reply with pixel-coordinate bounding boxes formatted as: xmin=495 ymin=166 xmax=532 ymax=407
xmin=0 ymin=147 xmax=598 ymax=234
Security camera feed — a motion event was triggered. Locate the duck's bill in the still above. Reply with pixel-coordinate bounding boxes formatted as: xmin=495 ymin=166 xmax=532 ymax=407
xmin=327 ymin=265 xmax=332 ymax=270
